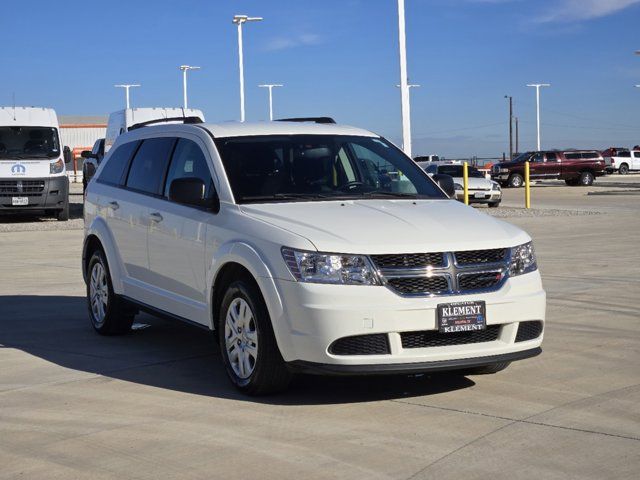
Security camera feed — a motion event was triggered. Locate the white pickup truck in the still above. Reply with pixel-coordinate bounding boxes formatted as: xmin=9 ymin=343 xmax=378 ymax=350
xmin=610 ymin=150 xmax=640 ymax=175
xmin=0 ymin=107 xmax=69 ymax=220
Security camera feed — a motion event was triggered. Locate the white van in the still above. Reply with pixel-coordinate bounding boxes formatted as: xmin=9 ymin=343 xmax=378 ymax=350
xmin=0 ymin=107 xmax=69 ymax=220
xmin=104 ymin=108 xmax=205 ymax=153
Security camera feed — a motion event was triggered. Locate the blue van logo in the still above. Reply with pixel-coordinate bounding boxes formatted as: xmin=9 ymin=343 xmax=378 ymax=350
xmin=11 ymin=164 xmax=26 ymax=174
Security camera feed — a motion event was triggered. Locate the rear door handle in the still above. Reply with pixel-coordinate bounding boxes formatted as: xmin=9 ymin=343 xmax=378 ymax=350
xmin=108 ymin=201 xmax=119 ymax=210
xmin=149 ymin=212 xmax=163 ymax=223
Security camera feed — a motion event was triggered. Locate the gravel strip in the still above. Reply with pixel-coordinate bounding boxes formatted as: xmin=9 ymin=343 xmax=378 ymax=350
xmin=482 ymin=207 xmax=603 ymax=217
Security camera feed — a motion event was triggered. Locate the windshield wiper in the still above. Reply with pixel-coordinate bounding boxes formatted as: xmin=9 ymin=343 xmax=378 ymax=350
xmin=360 ymin=190 xmax=419 ymax=198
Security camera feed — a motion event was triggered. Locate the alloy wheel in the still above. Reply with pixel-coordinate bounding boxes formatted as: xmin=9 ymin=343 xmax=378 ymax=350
xmin=89 ymin=262 xmax=109 ymax=326
xmin=224 ymin=298 xmax=258 ymax=379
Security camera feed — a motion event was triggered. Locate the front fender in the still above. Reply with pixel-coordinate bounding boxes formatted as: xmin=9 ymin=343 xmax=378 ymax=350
xmin=83 ymin=216 xmax=126 ymax=294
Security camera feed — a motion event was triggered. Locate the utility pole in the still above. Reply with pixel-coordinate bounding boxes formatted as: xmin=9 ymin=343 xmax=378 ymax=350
xmin=397 ymin=0 xmax=412 ymax=158
xmin=515 ymin=116 xmax=519 ymax=155
xmin=526 ymin=83 xmax=550 ymax=151
xmin=179 ymin=65 xmax=200 ymax=109
xmin=114 ymin=84 xmax=140 ymax=109
xmin=233 ymin=15 xmax=263 ymax=122
xmin=258 ymin=84 xmax=283 ymax=121
xmin=504 ymin=95 xmax=513 ymax=159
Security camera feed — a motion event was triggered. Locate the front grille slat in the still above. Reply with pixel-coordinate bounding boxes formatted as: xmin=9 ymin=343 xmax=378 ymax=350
xmin=401 ymin=325 xmax=501 ymax=349
xmin=458 ymin=272 xmax=503 ymax=290
xmin=371 ymin=252 xmax=445 ymax=269
xmin=455 ymin=248 xmax=507 ymax=265
xmin=329 ymin=334 xmax=390 ymax=355
xmin=387 ymin=276 xmax=449 ymax=295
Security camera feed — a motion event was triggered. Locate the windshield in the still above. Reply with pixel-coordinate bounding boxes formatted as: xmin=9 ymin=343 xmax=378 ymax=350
xmin=511 ymin=152 xmax=532 ymax=163
xmin=437 ymin=165 xmax=485 ymax=178
xmin=215 ymin=135 xmax=446 ymax=203
xmin=0 ymin=127 xmax=60 ymax=159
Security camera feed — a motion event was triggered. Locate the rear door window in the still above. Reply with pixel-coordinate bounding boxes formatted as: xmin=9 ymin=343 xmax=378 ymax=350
xmin=125 ymin=137 xmax=176 ymax=195
xmin=564 ymin=153 xmax=581 ymax=160
xmin=163 ymin=138 xmax=214 ymax=199
xmin=618 ymin=151 xmax=631 ymax=158
xmin=98 ymin=140 xmax=140 ymax=186
xmin=581 ymin=152 xmax=598 ymax=159
xmin=546 ymin=152 xmax=558 ymax=162
xmin=633 ymin=152 xmax=640 ymax=158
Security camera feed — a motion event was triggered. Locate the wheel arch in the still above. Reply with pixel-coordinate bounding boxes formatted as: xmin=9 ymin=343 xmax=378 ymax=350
xmin=83 ymin=217 xmax=125 ymax=293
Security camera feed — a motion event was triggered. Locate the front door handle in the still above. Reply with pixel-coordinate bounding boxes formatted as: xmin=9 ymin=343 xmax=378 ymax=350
xmin=149 ymin=212 xmax=163 ymax=223
xmin=108 ymin=201 xmax=119 ymax=210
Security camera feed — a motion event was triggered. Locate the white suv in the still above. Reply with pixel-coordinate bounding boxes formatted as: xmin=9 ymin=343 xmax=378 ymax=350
xmin=83 ymin=120 xmax=546 ymax=394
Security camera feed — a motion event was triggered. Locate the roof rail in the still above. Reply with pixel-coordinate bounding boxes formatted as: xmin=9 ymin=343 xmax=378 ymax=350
xmin=275 ymin=117 xmax=336 ymax=124
xmin=128 ymin=116 xmax=204 ymax=131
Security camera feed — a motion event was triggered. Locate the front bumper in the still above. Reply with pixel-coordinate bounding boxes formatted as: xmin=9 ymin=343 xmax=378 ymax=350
xmin=454 ymin=190 xmax=502 ymax=203
xmin=0 ymin=175 xmax=68 ymax=211
xmin=269 ymin=271 xmax=546 ymax=370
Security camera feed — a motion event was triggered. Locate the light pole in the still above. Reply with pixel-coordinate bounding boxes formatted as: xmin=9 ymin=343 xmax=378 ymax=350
xmin=515 ymin=116 xmax=519 ymax=155
xmin=114 ymin=84 xmax=140 ymax=109
xmin=526 ymin=83 xmax=550 ymax=151
xmin=233 ymin=14 xmax=263 ymax=122
xmin=504 ymin=95 xmax=513 ymax=159
xmin=397 ymin=0 xmax=413 ymax=158
xmin=258 ymin=84 xmax=283 ymax=121
xmin=179 ymin=65 xmax=200 ymax=109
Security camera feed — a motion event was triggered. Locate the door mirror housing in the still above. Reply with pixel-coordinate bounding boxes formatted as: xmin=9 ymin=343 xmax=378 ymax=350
xmin=81 ymin=150 xmax=97 ymax=159
xmin=169 ymin=177 xmax=220 ymax=212
xmin=432 ymin=173 xmax=456 ymax=198
xmin=63 ymin=146 xmax=72 ymax=164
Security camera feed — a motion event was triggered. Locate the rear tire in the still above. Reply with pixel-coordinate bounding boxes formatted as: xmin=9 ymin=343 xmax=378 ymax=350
xmin=462 ymin=362 xmax=511 ymax=375
xmin=57 ymin=200 xmax=69 ymax=221
xmin=507 ymin=174 xmax=523 ymax=188
xmin=579 ymin=171 xmax=594 ymax=186
xmin=218 ymin=278 xmax=291 ymax=395
xmin=86 ymin=250 xmax=134 ymax=335
xmin=619 ymin=164 xmax=629 ymax=175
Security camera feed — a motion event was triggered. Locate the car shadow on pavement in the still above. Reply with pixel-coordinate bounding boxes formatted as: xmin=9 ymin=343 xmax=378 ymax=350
xmin=0 ymin=295 xmax=475 ymax=405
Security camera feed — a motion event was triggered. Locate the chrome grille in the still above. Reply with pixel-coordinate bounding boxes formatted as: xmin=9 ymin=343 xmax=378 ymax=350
xmin=373 ymin=248 xmax=509 ymax=297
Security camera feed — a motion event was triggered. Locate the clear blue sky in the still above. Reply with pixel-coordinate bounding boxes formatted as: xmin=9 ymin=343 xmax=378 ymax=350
xmin=1 ymin=0 xmax=639 ymax=157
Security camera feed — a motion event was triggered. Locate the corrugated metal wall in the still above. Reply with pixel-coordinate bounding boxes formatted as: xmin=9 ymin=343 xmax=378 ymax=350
xmin=60 ymin=127 xmax=106 ymax=150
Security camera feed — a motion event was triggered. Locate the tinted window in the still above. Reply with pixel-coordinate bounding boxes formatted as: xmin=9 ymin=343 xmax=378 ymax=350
xmin=437 ymin=165 xmax=484 ymax=178
xmin=546 ymin=152 xmax=558 ymax=162
xmin=564 ymin=153 xmax=581 ymax=160
xmin=531 ymin=153 xmax=544 ymax=163
xmin=164 ymin=139 xmax=214 ymax=199
xmin=619 ymin=151 xmax=631 ymax=158
xmin=98 ymin=140 xmax=140 ymax=185
xmin=125 ymin=137 xmax=176 ymax=195
xmin=581 ymin=152 xmax=598 ymax=159
xmin=634 ymin=152 xmax=640 ymax=158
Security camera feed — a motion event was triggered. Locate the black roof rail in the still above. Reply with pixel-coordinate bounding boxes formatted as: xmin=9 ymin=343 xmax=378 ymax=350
xmin=275 ymin=117 xmax=336 ymax=124
xmin=128 ymin=116 xmax=204 ymax=131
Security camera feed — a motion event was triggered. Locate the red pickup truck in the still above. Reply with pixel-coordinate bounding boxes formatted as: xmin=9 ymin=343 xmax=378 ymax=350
xmin=491 ymin=150 xmax=606 ymax=187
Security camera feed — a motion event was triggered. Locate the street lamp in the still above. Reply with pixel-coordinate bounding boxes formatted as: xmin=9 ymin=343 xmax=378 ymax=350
xmin=396 ymin=0 xmax=413 ymax=158
xmin=258 ymin=84 xmax=283 ymax=121
xmin=504 ymin=95 xmax=513 ymax=159
xmin=233 ymin=14 xmax=263 ymax=122
xmin=179 ymin=65 xmax=200 ymax=109
xmin=526 ymin=83 xmax=551 ymax=151
xmin=114 ymin=84 xmax=140 ymax=109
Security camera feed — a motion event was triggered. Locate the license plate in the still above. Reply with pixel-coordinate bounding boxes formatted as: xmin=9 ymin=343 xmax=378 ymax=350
xmin=474 ymin=192 xmax=487 ymax=198
xmin=12 ymin=197 xmax=28 ymax=206
xmin=437 ymin=301 xmax=486 ymax=333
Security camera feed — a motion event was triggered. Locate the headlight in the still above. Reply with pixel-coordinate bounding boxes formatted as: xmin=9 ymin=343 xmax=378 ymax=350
xmin=454 ymin=183 xmax=463 ymax=190
xmin=50 ymin=159 xmax=64 ymax=174
xmin=509 ymin=242 xmax=537 ymax=276
xmin=492 ymin=182 xmax=501 ymax=191
xmin=281 ymin=248 xmax=379 ymax=285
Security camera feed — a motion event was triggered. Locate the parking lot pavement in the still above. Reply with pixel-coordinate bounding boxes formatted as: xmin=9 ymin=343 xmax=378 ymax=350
xmin=1 ymin=186 xmax=639 ymax=479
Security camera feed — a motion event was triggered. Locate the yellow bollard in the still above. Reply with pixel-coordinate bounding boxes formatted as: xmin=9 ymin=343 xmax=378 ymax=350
xmin=463 ymin=162 xmax=469 ymax=205
xmin=524 ymin=161 xmax=531 ymax=209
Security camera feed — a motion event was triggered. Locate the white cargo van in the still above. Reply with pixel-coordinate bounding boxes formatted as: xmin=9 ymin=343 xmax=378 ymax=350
xmin=0 ymin=107 xmax=69 ymax=220
xmin=104 ymin=108 xmax=205 ymax=153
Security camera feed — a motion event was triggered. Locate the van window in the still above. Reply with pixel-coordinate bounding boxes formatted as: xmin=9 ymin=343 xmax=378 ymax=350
xmin=619 ymin=151 xmax=631 ymax=158
xmin=564 ymin=152 xmax=581 ymax=160
xmin=163 ymin=138 xmax=214 ymax=199
xmin=546 ymin=152 xmax=558 ymax=162
xmin=98 ymin=140 xmax=140 ymax=185
xmin=581 ymin=152 xmax=598 ymax=159
xmin=125 ymin=137 xmax=176 ymax=195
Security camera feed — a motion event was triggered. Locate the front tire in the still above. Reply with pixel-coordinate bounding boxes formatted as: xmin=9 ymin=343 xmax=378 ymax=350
xmin=86 ymin=250 xmax=134 ymax=335
xmin=218 ymin=278 xmax=291 ymax=395
xmin=508 ymin=173 xmax=524 ymax=188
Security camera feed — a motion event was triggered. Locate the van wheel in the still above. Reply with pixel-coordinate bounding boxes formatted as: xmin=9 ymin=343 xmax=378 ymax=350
xmin=461 ymin=362 xmax=511 ymax=375
xmin=87 ymin=250 xmax=134 ymax=335
xmin=579 ymin=171 xmax=594 ymax=186
xmin=619 ymin=164 xmax=629 ymax=175
xmin=508 ymin=174 xmax=523 ymax=188
xmin=218 ymin=278 xmax=291 ymax=395
xmin=57 ymin=200 xmax=69 ymax=221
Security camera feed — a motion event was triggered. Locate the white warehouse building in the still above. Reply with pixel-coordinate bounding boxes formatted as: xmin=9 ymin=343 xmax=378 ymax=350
xmin=59 ymin=115 xmax=107 ymax=151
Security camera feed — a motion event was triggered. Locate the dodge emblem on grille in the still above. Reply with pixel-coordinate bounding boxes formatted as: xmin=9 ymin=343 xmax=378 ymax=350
xmin=16 ymin=180 xmax=23 ymax=193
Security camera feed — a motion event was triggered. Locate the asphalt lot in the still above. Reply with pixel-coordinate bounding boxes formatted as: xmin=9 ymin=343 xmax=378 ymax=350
xmin=1 ymin=176 xmax=639 ymax=479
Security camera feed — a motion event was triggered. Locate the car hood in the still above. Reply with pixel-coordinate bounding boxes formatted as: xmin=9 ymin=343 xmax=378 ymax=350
xmin=453 ymin=176 xmax=495 ymax=189
xmin=240 ymin=199 xmax=529 ymax=254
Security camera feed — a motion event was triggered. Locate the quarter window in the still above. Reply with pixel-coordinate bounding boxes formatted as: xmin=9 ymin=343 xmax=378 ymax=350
xmin=163 ymin=138 xmax=214 ymax=199
xmin=125 ymin=137 xmax=176 ymax=195
xmin=98 ymin=140 xmax=140 ymax=185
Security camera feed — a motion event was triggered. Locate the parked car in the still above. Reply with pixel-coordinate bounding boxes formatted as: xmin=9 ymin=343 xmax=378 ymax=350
xmin=601 ymin=147 xmax=628 ymax=174
xmin=414 ymin=154 xmax=441 ymax=163
xmin=423 ymin=163 xmax=502 ymax=207
xmin=0 ymin=106 xmax=70 ymax=220
xmin=83 ymin=120 xmax=545 ymax=395
xmin=609 ymin=150 xmax=640 ymax=175
xmin=105 ymin=107 xmax=205 ymax=153
xmin=81 ymin=138 xmax=105 ymax=191
xmin=492 ymin=150 xmax=606 ymax=187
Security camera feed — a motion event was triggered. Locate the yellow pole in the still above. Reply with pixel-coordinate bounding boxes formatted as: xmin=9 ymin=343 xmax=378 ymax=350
xmin=463 ymin=162 xmax=469 ymax=205
xmin=524 ymin=161 xmax=531 ymax=209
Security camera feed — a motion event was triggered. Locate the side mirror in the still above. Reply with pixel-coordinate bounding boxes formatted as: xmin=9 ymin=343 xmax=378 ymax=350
xmin=81 ymin=150 xmax=96 ymax=159
xmin=432 ymin=173 xmax=456 ymax=198
xmin=63 ymin=146 xmax=72 ymax=164
xmin=169 ymin=177 xmax=219 ymax=212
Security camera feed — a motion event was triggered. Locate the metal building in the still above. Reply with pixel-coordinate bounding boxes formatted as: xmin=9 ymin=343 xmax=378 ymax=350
xmin=59 ymin=115 xmax=107 ymax=151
